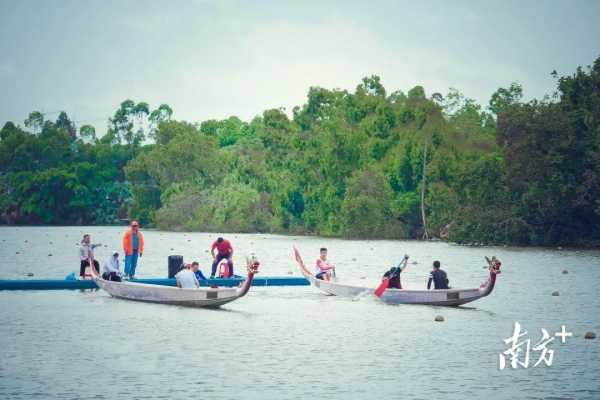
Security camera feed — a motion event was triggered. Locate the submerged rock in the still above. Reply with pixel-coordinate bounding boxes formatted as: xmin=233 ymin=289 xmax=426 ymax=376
xmin=584 ymin=331 xmax=596 ymax=340
xmin=434 ymin=315 xmax=445 ymax=322
xmin=552 ymin=291 xmax=560 ymax=296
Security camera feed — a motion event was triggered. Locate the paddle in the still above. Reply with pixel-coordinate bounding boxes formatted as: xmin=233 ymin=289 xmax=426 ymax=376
xmin=374 ymin=255 xmax=409 ymax=298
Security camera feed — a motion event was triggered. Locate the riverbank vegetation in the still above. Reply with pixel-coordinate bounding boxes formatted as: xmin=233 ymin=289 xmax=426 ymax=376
xmin=1 ymin=57 xmax=598 ymax=246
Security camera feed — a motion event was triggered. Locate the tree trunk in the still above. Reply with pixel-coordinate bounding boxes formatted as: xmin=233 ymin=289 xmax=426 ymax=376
xmin=421 ymin=141 xmax=429 ymax=240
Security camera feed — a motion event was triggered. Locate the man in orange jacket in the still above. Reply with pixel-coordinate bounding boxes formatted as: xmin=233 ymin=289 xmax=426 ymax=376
xmin=123 ymin=220 xmax=144 ymax=278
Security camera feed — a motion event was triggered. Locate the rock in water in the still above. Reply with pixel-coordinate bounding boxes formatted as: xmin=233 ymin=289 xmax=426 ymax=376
xmin=48 ymin=253 xmax=52 ymax=256
xmin=584 ymin=331 xmax=596 ymax=340
xmin=552 ymin=291 xmax=560 ymax=296
xmin=434 ymin=315 xmax=445 ymax=322
xmin=562 ymin=270 xmax=568 ymax=274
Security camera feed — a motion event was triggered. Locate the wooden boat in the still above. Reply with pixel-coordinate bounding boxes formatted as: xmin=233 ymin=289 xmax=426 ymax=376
xmin=293 ymin=247 xmax=501 ymax=306
xmin=91 ymin=257 xmax=260 ymax=308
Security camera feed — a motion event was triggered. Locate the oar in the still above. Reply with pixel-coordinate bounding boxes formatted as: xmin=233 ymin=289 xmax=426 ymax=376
xmin=374 ymin=255 xmax=409 ymax=298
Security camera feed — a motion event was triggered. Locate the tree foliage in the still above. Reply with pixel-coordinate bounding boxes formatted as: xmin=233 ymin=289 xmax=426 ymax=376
xmin=2 ymin=57 xmax=599 ymax=246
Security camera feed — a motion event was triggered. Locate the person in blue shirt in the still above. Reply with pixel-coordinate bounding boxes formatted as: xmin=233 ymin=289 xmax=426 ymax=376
xmin=191 ymin=261 xmax=208 ymax=283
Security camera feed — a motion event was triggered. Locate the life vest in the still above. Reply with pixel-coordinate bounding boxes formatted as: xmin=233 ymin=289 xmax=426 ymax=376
xmin=218 ymin=261 xmax=231 ymax=278
xmin=123 ymin=229 xmax=144 ymax=256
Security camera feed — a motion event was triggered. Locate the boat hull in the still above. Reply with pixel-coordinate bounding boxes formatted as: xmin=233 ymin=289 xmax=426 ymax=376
xmin=95 ymin=279 xmax=242 ymax=308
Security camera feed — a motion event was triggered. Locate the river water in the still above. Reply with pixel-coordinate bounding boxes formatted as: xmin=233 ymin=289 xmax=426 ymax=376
xmin=0 ymin=226 xmax=599 ymax=399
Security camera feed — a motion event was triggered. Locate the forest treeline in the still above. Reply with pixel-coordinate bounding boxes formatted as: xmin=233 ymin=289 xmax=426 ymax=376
xmin=1 ymin=57 xmax=599 ymax=246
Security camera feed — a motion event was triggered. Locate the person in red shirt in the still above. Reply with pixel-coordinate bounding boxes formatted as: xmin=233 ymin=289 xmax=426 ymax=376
xmin=210 ymin=237 xmax=234 ymax=278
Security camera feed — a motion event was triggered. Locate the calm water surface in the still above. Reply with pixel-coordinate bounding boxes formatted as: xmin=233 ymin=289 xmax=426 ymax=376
xmin=1 ymin=226 xmax=599 ymax=399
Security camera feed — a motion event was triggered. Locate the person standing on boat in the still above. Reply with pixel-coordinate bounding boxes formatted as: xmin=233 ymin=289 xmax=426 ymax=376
xmin=176 ymin=263 xmax=200 ymax=289
xmin=210 ymin=237 xmax=234 ymax=278
xmin=79 ymin=234 xmax=100 ymax=278
xmin=102 ymin=251 xmax=122 ymax=282
xmin=427 ymin=261 xmax=449 ymax=289
xmin=315 ymin=247 xmax=335 ymax=281
xmin=123 ymin=221 xmax=144 ymax=279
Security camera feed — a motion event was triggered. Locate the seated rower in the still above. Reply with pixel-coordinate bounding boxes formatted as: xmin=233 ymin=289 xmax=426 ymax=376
xmin=427 ymin=260 xmax=449 ymax=289
xmin=176 ymin=262 xmax=200 ymax=289
xmin=102 ymin=251 xmax=122 ymax=282
xmin=315 ymin=247 xmax=335 ymax=281
xmin=193 ymin=262 xmax=208 ymax=282
xmin=382 ymin=255 xmax=409 ymax=289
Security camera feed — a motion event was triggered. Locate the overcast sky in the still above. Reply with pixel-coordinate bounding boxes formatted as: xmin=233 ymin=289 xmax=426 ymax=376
xmin=1 ymin=0 xmax=599 ymax=132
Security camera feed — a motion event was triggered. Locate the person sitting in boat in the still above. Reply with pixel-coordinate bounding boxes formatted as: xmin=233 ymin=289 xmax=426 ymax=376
xmin=382 ymin=256 xmax=409 ymax=289
xmin=102 ymin=251 xmax=122 ymax=282
xmin=427 ymin=260 xmax=449 ymax=289
xmin=176 ymin=262 xmax=200 ymax=289
xmin=210 ymin=237 xmax=234 ymax=278
xmin=79 ymin=234 xmax=100 ymax=278
xmin=192 ymin=261 xmax=208 ymax=282
xmin=315 ymin=247 xmax=335 ymax=281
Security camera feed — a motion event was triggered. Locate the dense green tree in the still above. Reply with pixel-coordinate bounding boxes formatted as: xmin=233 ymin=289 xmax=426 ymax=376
xmin=2 ymin=57 xmax=599 ymax=247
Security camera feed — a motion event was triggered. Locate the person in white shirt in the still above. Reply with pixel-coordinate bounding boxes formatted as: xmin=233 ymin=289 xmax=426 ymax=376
xmin=175 ymin=262 xmax=200 ymax=289
xmin=79 ymin=234 xmax=101 ymax=278
xmin=102 ymin=251 xmax=122 ymax=282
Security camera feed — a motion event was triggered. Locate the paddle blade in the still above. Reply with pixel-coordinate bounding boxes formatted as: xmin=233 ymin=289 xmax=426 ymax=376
xmin=374 ymin=277 xmax=389 ymax=298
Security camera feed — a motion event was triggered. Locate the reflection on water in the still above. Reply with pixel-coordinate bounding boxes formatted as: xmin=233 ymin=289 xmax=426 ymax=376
xmin=1 ymin=226 xmax=599 ymax=399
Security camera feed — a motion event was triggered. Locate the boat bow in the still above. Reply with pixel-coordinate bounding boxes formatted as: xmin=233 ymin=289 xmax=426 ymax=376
xmin=236 ymin=256 xmax=260 ymax=298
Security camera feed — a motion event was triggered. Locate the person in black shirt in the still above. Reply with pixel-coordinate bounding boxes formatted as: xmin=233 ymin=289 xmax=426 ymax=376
xmin=427 ymin=260 xmax=449 ymax=289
